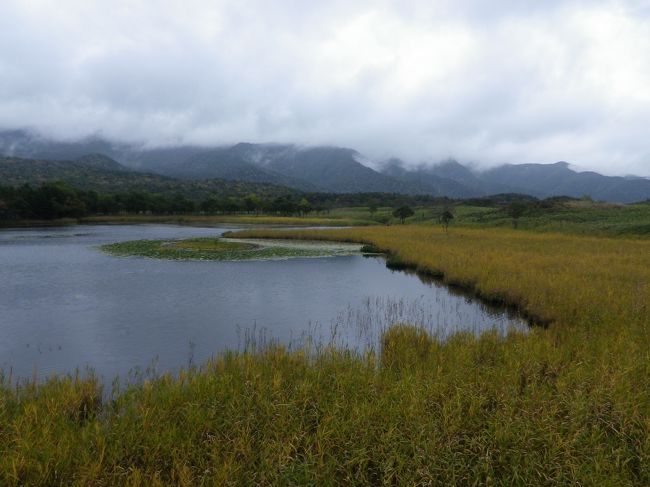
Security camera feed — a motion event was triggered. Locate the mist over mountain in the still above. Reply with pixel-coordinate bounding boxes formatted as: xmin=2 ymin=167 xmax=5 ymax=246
xmin=1 ymin=130 xmax=649 ymax=203
xmin=148 ymin=146 xmax=321 ymax=192
xmin=0 ymin=131 xmax=438 ymax=195
xmin=247 ymin=145 xmax=436 ymax=194
xmin=381 ymin=159 xmax=487 ymax=198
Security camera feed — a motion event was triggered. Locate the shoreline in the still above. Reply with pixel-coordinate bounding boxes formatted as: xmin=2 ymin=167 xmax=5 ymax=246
xmin=227 ymin=233 xmax=546 ymax=328
xmin=0 ymin=214 xmax=371 ymax=229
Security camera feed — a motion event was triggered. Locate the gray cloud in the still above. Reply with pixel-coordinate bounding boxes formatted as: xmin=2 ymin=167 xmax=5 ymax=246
xmin=1 ymin=0 xmax=649 ymax=175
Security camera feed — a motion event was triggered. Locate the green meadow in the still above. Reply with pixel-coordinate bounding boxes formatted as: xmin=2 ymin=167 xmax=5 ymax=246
xmin=81 ymin=199 xmax=650 ymax=238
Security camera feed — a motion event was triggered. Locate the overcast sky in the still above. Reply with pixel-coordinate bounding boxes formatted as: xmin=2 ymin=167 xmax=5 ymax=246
xmin=1 ymin=0 xmax=649 ymax=175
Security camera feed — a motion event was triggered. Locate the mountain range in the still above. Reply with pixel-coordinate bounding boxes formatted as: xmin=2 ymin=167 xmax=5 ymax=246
xmin=1 ymin=130 xmax=649 ymax=203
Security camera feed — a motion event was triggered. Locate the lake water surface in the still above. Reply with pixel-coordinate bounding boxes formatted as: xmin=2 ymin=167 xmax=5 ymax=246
xmin=0 ymin=224 xmax=526 ymax=382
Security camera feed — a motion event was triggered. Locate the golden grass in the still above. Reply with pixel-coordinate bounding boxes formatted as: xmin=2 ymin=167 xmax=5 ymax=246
xmin=232 ymin=226 xmax=650 ymax=329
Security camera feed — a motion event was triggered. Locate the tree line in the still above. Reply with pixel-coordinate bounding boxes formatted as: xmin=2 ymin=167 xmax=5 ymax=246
xmin=1 ymin=181 xmax=549 ymax=225
xmin=0 ymin=182 xmax=344 ymax=220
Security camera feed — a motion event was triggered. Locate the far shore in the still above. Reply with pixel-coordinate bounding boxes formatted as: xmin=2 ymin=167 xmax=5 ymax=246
xmin=0 ymin=214 xmax=372 ymax=229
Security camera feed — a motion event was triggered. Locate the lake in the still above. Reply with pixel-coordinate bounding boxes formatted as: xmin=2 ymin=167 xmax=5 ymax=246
xmin=0 ymin=224 xmax=527 ymax=382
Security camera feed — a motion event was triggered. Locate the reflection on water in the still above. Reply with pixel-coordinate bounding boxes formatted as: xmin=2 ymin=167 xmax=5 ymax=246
xmin=0 ymin=224 xmax=527 ymax=382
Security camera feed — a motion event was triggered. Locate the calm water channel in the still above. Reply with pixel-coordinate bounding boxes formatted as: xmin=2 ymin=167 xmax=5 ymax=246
xmin=0 ymin=224 xmax=526 ymax=382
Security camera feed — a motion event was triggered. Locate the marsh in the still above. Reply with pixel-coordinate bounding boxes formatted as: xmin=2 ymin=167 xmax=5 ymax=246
xmin=0 ymin=224 xmax=525 ymax=382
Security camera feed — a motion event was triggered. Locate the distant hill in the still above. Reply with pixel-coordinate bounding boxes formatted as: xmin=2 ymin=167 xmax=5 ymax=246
xmin=2 ymin=129 xmax=649 ymax=202
xmin=0 ymin=131 xmax=440 ymax=195
xmin=146 ymin=145 xmax=321 ymax=192
xmin=381 ymin=159 xmax=482 ymax=198
xmin=0 ymin=154 xmax=295 ymax=199
xmin=133 ymin=143 xmax=435 ymax=194
xmin=382 ymin=159 xmax=650 ymax=203
xmin=480 ymin=162 xmax=650 ymax=203
xmin=254 ymin=146 xmax=436 ymax=194
xmin=0 ymin=130 xmax=120 ymax=161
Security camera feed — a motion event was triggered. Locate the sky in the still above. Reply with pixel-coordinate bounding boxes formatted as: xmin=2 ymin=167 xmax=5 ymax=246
xmin=1 ymin=0 xmax=650 ymax=176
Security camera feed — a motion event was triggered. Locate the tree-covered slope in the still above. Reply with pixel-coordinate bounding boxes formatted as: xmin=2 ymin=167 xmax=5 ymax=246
xmin=0 ymin=155 xmax=296 ymax=199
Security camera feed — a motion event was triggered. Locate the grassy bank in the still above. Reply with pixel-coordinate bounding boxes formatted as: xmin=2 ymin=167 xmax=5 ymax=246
xmin=3 ymin=201 xmax=650 ymax=237
xmin=1 ymin=225 xmax=649 ymax=485
xmin=451 ymin=201 xmax=650 ymax=237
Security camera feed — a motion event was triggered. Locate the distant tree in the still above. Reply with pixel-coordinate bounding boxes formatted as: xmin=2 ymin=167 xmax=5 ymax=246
xmin=507 ymin=202 xmax=527 ymax=229
xmin=122 ymin=192 xmax=152 ymax=213
xmin=271 ymin=196 xmax=297 ymax=215
xmin=224 ymin=197 xmax=243 ymax=214
xmin=0 ymin=198 xmax=7 ymax=220
xmin=30 ymin=181 xmax=87 ymax=219
xmin=393 ymin=206 xmax=414 ymax=224
xmin=376 ymin=214 xmax=391 ymax=225
xmin=244 ymin=193 xmax=261 ymax=214
xmin=368 ymin=199 xmax=379 ymax=217
xmin=298 ymin=197 xmax=312 ymax=216
xmin=201 ymin=197 xmax=222 ymax=214
xmin=96 ymin=193 xmax=121 ymax=214
xmin=440 ymin=208 xmax=454 ymax=232
xmin=170 ymin=194 xmax=195 ymax=213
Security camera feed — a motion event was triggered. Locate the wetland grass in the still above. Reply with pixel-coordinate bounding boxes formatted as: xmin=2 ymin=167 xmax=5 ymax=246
xmin=1 ymin=225 xmax=648 ymax=485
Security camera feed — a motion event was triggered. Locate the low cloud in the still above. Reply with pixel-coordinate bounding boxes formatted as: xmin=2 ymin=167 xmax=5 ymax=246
xmin=1 ymin=0 xmax=649 ymax=175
